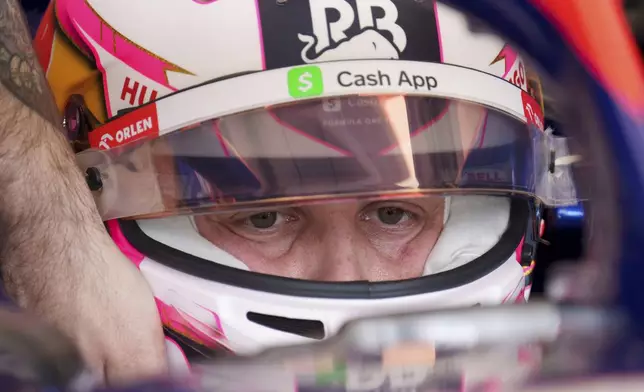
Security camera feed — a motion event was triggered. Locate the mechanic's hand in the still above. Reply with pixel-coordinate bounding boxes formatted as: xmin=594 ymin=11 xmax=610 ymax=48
xmin=3 ymin=246 xmax=168 ymax=386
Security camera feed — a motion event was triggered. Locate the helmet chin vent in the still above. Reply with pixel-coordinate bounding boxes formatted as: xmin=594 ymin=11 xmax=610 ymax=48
xmin=246 ymin=312 xmax=325 ymax=340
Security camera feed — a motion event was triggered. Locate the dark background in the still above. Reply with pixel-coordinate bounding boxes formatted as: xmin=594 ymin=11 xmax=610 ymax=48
xmin=20 ymin=0 xmax=47 ymax=37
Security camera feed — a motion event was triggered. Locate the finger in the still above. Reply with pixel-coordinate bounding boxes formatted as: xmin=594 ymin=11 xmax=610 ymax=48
xmin=103 ymin=323 xmax=169 ymax=386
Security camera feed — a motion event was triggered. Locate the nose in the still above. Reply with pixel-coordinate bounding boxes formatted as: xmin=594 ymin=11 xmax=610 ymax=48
xmin=309 ymin=207 xmax=367 ymax=282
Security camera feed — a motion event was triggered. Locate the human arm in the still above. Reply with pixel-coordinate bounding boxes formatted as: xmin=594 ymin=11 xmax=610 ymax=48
xmin=0 ymin=0 xmax=167 ymax=384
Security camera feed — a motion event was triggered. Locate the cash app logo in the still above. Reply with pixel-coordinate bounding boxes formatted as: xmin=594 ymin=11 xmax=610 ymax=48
xmin=288 ymin=65 xmax=324 ymax=98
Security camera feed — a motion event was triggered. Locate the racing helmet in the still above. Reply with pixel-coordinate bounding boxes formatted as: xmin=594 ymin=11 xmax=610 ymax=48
xmin=33 ymin=0 xmax=574 ymax=358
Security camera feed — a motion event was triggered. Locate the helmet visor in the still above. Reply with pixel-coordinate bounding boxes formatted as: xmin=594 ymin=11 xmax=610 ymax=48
xmin=77 ymin=95 xmax=576 ymax=220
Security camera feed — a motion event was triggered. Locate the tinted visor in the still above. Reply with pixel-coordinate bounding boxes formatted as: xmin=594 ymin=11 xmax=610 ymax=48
xmin=77 ymin=95 xmax=573 ymax=220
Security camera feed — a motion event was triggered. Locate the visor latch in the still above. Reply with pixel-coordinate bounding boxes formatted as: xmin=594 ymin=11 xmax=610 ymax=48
xmin=85 ymin=167 xmax=103 ymax=191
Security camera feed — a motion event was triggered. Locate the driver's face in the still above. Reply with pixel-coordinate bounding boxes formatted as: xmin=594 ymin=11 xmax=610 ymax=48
xmin=194 ymin=197 xmax=444 ymax=282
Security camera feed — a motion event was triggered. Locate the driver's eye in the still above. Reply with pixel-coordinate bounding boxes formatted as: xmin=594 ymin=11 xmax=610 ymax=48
xmin=377 ymin=207 xmax=407 ymax=225
xmin=249 ymin=212 xmax=278 ymax=229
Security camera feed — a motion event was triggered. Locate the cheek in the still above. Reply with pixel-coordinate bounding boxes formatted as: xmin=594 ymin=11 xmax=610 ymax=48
xmin=401 ymin=227 xmax=442 ymax=277
xmin=371 ymin=220 xmax=443 ymax=279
